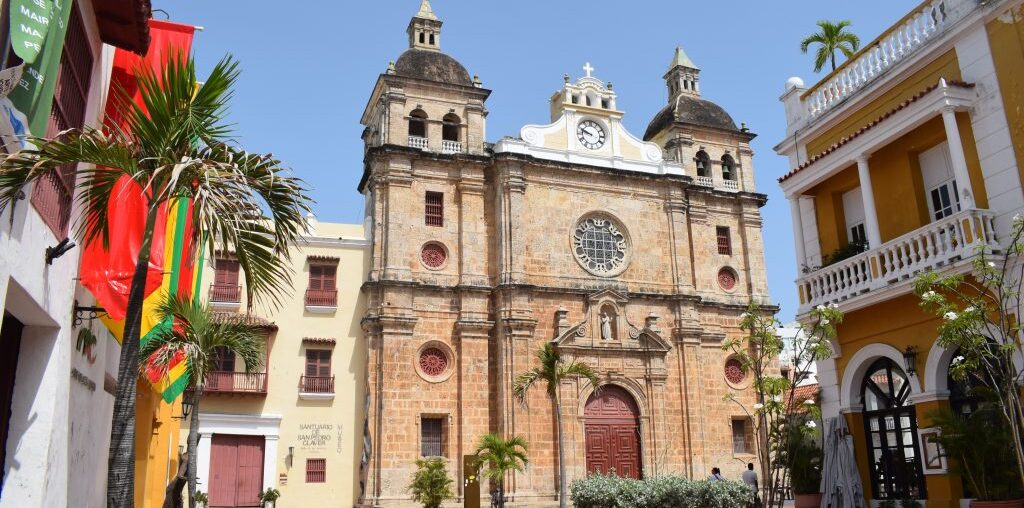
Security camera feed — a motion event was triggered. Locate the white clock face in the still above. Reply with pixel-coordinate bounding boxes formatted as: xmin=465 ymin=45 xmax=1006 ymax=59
xmin=577 ymin=120 xmax=606 ymax=150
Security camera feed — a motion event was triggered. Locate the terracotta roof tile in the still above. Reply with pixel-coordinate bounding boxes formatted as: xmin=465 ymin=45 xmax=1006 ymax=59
xmin=211 ymin=312 xmax=277 ymax=330
xmin=303 ymin=337 xmax=337 ymax=345
xmin=787 ymin=383 xmax=821 ymax=414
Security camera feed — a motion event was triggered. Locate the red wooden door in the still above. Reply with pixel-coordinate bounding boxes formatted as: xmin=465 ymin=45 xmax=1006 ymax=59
xmin=209 ymin=435 xmax=264 ymax=507
xmin=584 ymin=386 xmax=641 ymax=479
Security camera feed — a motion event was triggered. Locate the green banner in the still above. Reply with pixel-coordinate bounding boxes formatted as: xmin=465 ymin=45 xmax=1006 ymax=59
xmin=7 ymin=0 xmax=74 ymax=138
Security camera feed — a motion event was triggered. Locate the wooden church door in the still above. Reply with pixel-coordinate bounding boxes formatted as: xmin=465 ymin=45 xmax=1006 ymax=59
xmin=584 ymin=385 xmax=641 ymax=479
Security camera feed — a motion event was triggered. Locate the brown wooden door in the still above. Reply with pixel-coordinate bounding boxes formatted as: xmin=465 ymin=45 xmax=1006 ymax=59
xmin=584 ymin=386 xmax=641 ymax=479
xmin=209 ymin=435 xmax=264 ymax=507
xmin=0 ymin=313 xmax=24 ymax=495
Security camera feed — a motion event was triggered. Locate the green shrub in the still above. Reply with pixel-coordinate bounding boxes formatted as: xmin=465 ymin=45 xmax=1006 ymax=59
xmin=408 ymin=457 xmax=455 ymax=508
xmin=570 ymin=473 xmax=752 ymax=508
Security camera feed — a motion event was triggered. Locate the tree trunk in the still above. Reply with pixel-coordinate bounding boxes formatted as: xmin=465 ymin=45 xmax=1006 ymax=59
xmin=107 ymin=203 xmax=161 ymax=508
xmin=162 ymin=450 xmax=188 ymax=508
xmin=555 ymin=394 xmax=567 ymax=508
xmin=187 ymin=386 xmax=203 ymax=508
xmin=830 ymin=52 xmax=837 ymax=72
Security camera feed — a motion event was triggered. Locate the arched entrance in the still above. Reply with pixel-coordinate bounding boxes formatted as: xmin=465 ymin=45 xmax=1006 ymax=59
xmin=584 ymin=385 xmax=641 ymax=478
xmin=861 ymin=358 xmax=926 ymax=500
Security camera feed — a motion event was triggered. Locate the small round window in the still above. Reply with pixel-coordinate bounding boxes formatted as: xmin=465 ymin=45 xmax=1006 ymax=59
xmin=421 ymin=242 xmax=448 ymax=270
xmin=725 ymin=357 xmax=746 ymax=385
xmin=572 ymin=214 xmax=630 ymax=277
xmin=718 ymin=267 xmax=738 ymax=291
xmin=419 ymin=347 xmax=449 ymax=377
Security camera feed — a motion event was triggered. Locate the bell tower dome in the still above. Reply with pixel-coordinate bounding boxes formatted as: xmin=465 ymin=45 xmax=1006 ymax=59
xmin=407 ymin=0 xmax=442 ymax=51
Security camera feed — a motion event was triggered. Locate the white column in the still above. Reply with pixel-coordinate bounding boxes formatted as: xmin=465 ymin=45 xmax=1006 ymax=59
xmin=941 ymin=106 xmax=977 ymax=210
xmin=856 ymin=155 xmax=883 ymax=248
xmin=263 ymin=435 xmax=279 ymax=490
xmin=196 ymin=432 xmax=213 ymax=493
xmin=789 ymin=197 xmax=807 ymax=266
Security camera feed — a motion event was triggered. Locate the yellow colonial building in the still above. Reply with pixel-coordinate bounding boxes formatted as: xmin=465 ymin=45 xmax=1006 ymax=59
xmin=168 ymin=220 xmax=369 ymax=508
xmin=775 ymin=0 xmax=1024 ymax=506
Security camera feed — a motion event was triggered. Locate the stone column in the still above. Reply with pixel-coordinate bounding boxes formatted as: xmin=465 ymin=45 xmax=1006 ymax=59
xmin=496 ymin=162 xmax=527 ymax=285
xmin=940 ymin=107 xmax=977 ymax=210
xmin=381 ymin=158 xmax=414 ymax=282
xmin=789 ymin=197 xmax=806 ymax=267
xmin=666 ymin=189 xmax=695 ymax=293
xmin=856 ymin=155 xmax=883 ymax=248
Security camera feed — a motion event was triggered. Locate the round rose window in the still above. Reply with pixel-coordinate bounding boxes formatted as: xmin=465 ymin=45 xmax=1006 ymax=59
xmin=572 ymin=214 xmax=629 ymax=277
xmin=718 ymin=267 xmax=737 ymax=291
xmin=725 ymin=358 xmax=745 ymax=384
xmin=421 ymin=243 xmax=447 ymax=269
xmin=419 ymin=347 xmax=449 ymax=377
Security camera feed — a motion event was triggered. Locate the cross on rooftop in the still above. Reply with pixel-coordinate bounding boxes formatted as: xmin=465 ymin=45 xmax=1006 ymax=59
xmin=583 ymin=62 xmax=594 ymax=78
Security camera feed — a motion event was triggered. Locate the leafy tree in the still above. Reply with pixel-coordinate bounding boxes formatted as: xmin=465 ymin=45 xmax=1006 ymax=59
xmin=913 ymin=214 xmax=1024 ymax=488
xmin=474 ymin=433 xmax=529 ymax=508
xmin=928 ymin=407 xmax=1022 ymax=500
xmin=408 ymin=457 xmax=455 ymax=508
xmin=513 ymin=343 xmax=599 ymax=508
xmin=141 ymin=294 xmax=266 ymax=507
xmin=0 ymin=53 xmax=312 ymax=505
xmin=800 ymin=20 xmax=861 ymax=72
xmin=723 ymin=304 xmax=838 ymax=508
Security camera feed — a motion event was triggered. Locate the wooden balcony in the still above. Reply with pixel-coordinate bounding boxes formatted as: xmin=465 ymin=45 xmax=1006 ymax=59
xmin=299 ymin=375 xmax=335 ymax=399
xmin=796 ymin=208 xmax=998 ymax=315
xmin=209 ymin=284 xmax=241 ymax=304
xmin=304 ymin=288 xmax=338 ymax=311
xmin=201 ymin=371 xmax=267 ymax=395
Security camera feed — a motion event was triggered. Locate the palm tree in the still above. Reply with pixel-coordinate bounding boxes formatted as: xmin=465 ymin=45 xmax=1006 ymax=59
xmin=408 ymin=457 xmax=455 ymax=508
xmin=141 ymin=294 xmax=266 ymax=508
xmin=0 ymin=53 xmax=312 ymax=506
xmin=513 ymin=343 xmax=599 ymax=508
xmin=800 ymin=20 xmax=861 ymax=73
xmin=474 ymin=433 xmax=528 ymax=508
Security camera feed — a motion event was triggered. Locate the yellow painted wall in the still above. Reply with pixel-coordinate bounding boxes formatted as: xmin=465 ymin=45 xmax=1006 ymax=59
xmin=134 ymin=381 xmax=183 ymax=508
xmin=807 ymin=50 xmax=962 ymax=156
xmin=836 ymin=295 xmax=963 ymax=506
xmin=810 ymin=114 xmax=987 ymax=257
xmin=987 ymin=5 xmax=1024 ymax=192
xmin=181 ymin=222 xmax=369 ymax=508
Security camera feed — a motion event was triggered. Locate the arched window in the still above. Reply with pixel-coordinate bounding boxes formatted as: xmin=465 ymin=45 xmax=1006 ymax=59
xmin=442 ymin=113 xmax=460 ymax=142
xmin=429 ymin=33 xmax=435 ymax=46
xmin=861 ymin=358 xmax=926 ymax=500
xmin=721 ymin=154 xmax=736 ymax=181
xmin=419 ymin=32 xmax=425 ymax=44
xmin=695 ymin=150 xmax=711 ymax=178
xmin=408 ymin=109 xmax=427 ymax=138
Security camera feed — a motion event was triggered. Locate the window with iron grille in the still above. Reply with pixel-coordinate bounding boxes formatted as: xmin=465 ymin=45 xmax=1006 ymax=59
xmin=306 ymin=458 xmax=326 ymax=483
xmin=30 ymin=4 xmax=94 ymax=236
xmin=732 ymin=418 xmax=748 ymax=454
xmin=308 ymin=264 xmax=337 ymax=291
xmin=716 ymin=226 xmax=732 ymax=255
xmin=421 ymin=417 xmax=444 ymax=457
xmin=425 ymin=191 xmax=443 ymax=226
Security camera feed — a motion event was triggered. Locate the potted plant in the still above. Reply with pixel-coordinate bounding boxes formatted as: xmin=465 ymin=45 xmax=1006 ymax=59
xmin=193 ymin=491 xmax=208 ymax=508
xmin=408 ymin=457 xmax=455 ymax=508
xmin=259 ymin=487 xmax=281 ymax=508
xmin=930 ymin=407 xmax=1023 ymax=508
xmin=785 ymin=420 xmax=823 ymax=508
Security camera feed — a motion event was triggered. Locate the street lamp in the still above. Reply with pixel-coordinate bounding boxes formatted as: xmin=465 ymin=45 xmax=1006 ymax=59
xmin=902 ymin=346 xmax=918 ymax=377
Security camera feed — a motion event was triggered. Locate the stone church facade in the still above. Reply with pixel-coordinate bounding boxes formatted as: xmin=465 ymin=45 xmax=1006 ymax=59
xmin=357 ymin=2 xmax=772 ymax=506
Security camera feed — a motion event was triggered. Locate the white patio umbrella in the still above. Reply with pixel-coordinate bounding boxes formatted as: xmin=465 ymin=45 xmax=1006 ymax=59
xmin=820 ymin=416 xmax=867 ymax=508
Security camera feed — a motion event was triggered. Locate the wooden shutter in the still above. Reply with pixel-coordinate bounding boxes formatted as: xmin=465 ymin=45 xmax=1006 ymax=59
xmin=421 ymin=418 xmax=443 ymax=457
xmin=309 ymin=264 xmax=336 ymax=291
xmin=732 ymin=419 xmax=746 ymax=454
xmin=214 ymin=260 xmax=240 ymax=286
xmin=306 ymin=458 xmax=326 ymax=483
xmin=716 ymin=226 xmax=732 ymax=256
xmin=305 ymin=350 xmax=331 ymax=377
xmin=30 ymin=4 xmax=93 ymax=236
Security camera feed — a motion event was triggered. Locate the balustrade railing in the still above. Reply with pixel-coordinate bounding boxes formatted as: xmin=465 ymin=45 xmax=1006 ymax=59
xmin=797 ymin=208 xmax=998 ymax=312
xmin=202 ymin=371 xmax=267 ymax=394
xmin=300 ymin=375 xmax=335 ymax=394
xmin=305 ymin=288 xmax=338 ymax=308
xmin=695 ymin=176 xmax=713 ymax=188
xmin=408 ymin=136 xmax=428 ymax=150
xmin=801 ymin=0 xmax=973 ymax=123
xmin=722 ymin=179 xmax=739 ymax=192
xmin=441 ymin=140 xmax=461 ymax=154
xmin=209 ymin=284 xmax=241 ymax=303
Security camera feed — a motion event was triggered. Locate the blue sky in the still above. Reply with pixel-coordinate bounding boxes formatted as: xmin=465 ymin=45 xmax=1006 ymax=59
xmin=154 ymin=1 xmax=916 ymax=322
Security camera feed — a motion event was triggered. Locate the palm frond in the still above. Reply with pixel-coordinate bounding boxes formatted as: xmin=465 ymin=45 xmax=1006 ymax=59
xmin=513 ymin=369 xmax=542 ymax=407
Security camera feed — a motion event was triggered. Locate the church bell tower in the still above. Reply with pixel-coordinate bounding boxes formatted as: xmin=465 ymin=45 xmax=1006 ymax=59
xmin=665 ymin=46 xmax=701 ymax=102
xmin=407 ymin=0 xmax=442 ymax=51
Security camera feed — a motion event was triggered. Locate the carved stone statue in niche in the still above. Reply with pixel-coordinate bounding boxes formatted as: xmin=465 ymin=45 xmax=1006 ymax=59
xmin=600 ymin=304 xmax=617 ymax=340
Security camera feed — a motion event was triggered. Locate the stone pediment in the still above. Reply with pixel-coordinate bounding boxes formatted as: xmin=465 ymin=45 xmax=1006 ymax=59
xmin=551 ymin=290 xmax=671 ymax=355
